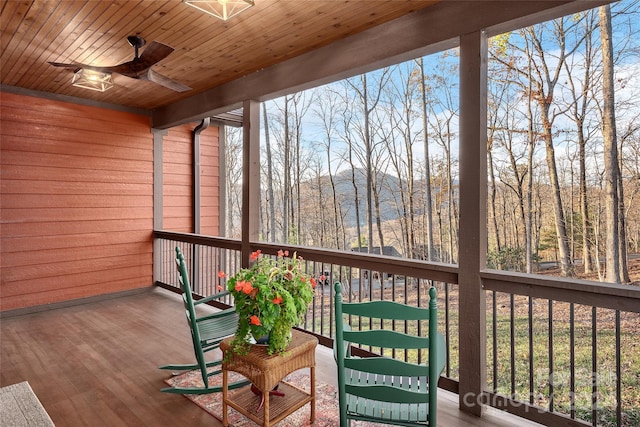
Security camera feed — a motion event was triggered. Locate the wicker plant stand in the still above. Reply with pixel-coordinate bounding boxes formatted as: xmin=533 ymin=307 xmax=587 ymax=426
xmin=221 ymin=329 xmax=318 ymax=427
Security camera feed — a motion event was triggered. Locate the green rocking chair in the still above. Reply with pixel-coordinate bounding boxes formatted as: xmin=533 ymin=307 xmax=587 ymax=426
xmin=160 ymin=246 xmax=249 ymax=395
xmin=333 ymin=282 xmax=446 ymax=426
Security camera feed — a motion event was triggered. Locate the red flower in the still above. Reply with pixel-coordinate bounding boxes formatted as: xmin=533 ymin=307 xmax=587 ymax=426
xmin=242 ymin=281 xmax=254 ymax=295
xmin=217 ymin=285 xmax=223 ymax=292
xmin=272 ymin=296 xmax=283 ymax=305
xmin=235 ymin=281 xmax=246 ymax=292
xmin=277 ymin=250 xmax=284 ymax=257
xmin=320 ymin=274 xmax=326 ymax=281
xmin=250 ymin=250 xmax=262 ymax=261
xmin=250 ymin=315 xmax=262 ymax=326
xmin=284 ymin=250 xmax=289 ymax=256
xmin=218 ymin=271 xmax=227 ymax=278
xmin=310 ymin=278 xmax=317 ymax=288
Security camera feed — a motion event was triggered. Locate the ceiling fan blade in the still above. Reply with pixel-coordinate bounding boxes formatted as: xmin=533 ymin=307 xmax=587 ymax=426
xmin=49 ymin=61 xmax=120 ymax=74
xmin=103 ymin=42 xmax=175 ymax=78
xmin=144 ymin=68 xmax=191 ymax=92
xmin=138 ymin=41 xmax=174 ymax=68
xmin=49 ymin=61 xmax=84 ymax=68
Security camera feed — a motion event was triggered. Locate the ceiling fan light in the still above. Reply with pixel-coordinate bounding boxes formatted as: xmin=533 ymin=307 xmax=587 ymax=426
xmin=184 ymin=0 xmax=254 ymax=21
xmin=72 ymin=69 xmax=114 ymax=92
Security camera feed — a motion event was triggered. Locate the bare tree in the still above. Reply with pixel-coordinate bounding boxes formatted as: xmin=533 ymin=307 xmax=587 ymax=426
xmin=489 ymin=33 xmax=539 ymax=273
xmin=262 ymin=103 xmax=276 ymax=242
xmin=289 ymin=92 xmax=312 ymax=245
xmin=599 ymin=5 xmax=622 ymax=283
xmin=416 ymin=57 xmax=435 ymax=261
xmin=313 ymin=88 xmax=347 ymax=249
xmin=497 ymin=20 xmax=588 ymax=276
xmin=225 ymin=127 xmax=243 ymax=238
xmin=383 ymin=64 xmax=420 ymax=258
xmin=486 ymin=83 xmax=503 ymax=258
xmin=346 ymin=69 xmax=392 ymax=253
xmin=561 ymin=10 xmax=598 ymax=273
xmin=427 ymin=58 xmax=459 ymax=263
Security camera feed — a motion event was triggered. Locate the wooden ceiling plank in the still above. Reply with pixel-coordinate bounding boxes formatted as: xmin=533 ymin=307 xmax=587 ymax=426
xmin=157 ymin=0 xmax=438 ymax=109
xmin=34 ymin=1 xmax=135 ymax=94
xmin=184 ymin=2 xmax=389 ymax=62
xmin=70 ymin=1 xmax=154 ymax=67
xmin=189 ymin=2 xmax=430 ymax=86
xmin=154 ymin=0 xmax=429 ymax=105
xmin=95 ymin=0 xmax=188 ymax=66
xmin=14 ymin=1 xmax=88 ymax=88
xmin=0 ymin=0 xmax=29 ymax=55
xmin=24 ymin=1 xmax=111 ymax=89
xmin=150 ymin=2 xmax=283 ymax=71
xmin=165 ymin=1 xmax=431 ymax=93
xmin=41 ymin=0 xmax=175 ymax=98
xmin=69 ymin=0 xmax=186 ymax=103
xmin=1 ymin=0 xmax=61 ymax=85
xmin=100 ymin=1 xmax=196 ymax=86
xmin=153 ymin=0 xmax=402 ymax=73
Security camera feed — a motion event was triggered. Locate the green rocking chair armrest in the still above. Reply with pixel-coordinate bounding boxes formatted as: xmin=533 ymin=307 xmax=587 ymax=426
xmin=194 ymin=290 xmax=232 ymax=306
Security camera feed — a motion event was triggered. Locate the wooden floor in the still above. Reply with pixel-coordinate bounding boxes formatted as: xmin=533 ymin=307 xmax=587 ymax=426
xmin=1 ymin=287 xmax=542 ymax=427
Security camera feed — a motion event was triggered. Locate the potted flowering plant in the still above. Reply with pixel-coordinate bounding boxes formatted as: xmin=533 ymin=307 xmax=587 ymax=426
xmin=221 ymin=249 xmax=316 ymax=355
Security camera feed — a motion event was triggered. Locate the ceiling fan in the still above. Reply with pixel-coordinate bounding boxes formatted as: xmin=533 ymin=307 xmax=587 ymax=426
xmin=49 ymin=35 xmax=191 ymax=92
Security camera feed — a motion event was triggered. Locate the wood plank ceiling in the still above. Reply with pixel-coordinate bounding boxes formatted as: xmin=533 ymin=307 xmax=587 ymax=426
xmin=0 ymin=0 xmax=439 ymax=112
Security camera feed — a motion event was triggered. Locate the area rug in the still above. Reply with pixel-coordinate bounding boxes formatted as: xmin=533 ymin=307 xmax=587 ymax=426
xmin=0 ymin=381 xmax=55 ymax=426
xmin=164 ymin=368 xmax=383 ymax=426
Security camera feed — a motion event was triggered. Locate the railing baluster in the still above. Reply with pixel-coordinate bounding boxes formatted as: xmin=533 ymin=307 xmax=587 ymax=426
xmin=492 ymin=291 xmax=497 ymax=393
xmin=510 ymin=293 xmax=515 ymax=399
xmin=548 ymin=299 xmax=554 ymax=413
xmin=592 ymin=306 xmax=597 ymax=426
xmin=445 ymin=281 xmax=451 ymax=377
xmin=528 ymin=296 xmax=534 ymax=405
xmin=615 ymin=310 xmax=621 ymax=427
xmin=570 ymin=302 xmax=575 ymax=419
xmin=417 ymin=278 xmax=423 ymax=365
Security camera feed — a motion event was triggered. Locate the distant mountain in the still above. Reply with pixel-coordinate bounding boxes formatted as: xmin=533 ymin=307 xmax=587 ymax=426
xmin=329 ymin=168 xmax=408 ymax=228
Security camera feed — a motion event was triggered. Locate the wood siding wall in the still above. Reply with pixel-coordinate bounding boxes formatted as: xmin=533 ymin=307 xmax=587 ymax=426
xmin=162 ymin=124 xmax=219 ymax=234
xmin=0 ymin=92 xmax=153 ymax=311
xmin=1 ymin=92 xmax=219 ymax=311
xmin=163 ymin=127 xmax=192 ymax=232
xmin=200 ymin=127 xmax=220 ymax=235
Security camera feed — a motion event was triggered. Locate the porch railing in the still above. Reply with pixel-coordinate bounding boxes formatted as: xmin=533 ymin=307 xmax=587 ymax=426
xmin=154 ymin=230 xmax=640 ymax=427
xmin=483 ymin=271 xmax=640 ymax=427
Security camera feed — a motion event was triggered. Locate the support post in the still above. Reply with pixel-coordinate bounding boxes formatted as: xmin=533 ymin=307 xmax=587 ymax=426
xmin=458 ymin=30 xmax=488 ymax=416
xmin=219 ymin=125 xmax=227 ymax=237
xmin=153 ymin=128 xmax=168 ymax=284
xmin=241 ymin=100 xmax=261 ymax=268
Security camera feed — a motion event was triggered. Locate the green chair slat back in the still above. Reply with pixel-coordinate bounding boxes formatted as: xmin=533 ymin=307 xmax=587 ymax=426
xmin=334 ymin=282 xmax=446 ymax=426
xmin=159 ymin=247 xmax=249 ymax=395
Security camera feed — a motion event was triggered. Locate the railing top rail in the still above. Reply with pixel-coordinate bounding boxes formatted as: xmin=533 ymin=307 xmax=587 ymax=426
xmin=154 ymin=230 xmax=242 ymax=251
xmin=153 ymin=231 xmax=458 ymax=284
xmin=482 ymin=269 xmax=640 ymax=313
xmin=249 ymin=241 xmax=459 ymax=283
